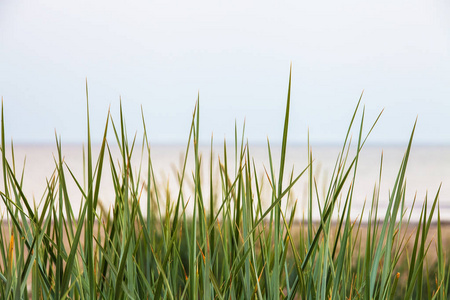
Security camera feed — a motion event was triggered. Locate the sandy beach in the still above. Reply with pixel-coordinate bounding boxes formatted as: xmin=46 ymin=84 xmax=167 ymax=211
xmin=2 ymin=220 xmax=449 ymax=263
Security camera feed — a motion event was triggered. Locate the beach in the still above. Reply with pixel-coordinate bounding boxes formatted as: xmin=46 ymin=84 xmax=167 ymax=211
xmin=1 ymin=144 xmax=449 ymax=222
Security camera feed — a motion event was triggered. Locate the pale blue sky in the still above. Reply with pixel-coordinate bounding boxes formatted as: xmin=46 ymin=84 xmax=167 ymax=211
xmin=1 ymin=0 xmax=449 ymax=145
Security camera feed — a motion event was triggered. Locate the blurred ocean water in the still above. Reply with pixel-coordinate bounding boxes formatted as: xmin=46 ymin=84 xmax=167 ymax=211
xmin=1 ymin=145 xmax=449 ymax=222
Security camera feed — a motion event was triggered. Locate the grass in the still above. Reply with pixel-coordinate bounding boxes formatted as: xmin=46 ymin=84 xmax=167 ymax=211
xmin=0 ymin=68 xmax=449 ymax=299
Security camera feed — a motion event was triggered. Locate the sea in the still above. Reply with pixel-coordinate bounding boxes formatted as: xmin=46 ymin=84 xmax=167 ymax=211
xmin=0 ymin=144 xmax=449 ymax=222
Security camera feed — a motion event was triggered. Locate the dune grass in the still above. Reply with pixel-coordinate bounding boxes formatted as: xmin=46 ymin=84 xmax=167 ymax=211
xmin=0 ymin=69 xmax=449 ymax=299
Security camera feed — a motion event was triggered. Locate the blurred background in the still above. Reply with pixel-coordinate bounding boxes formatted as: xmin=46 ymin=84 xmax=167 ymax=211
xmin=0 ymin=0 xmax=449 ymax=219
xmin=1 ymin=0 xmax=449 ymax=145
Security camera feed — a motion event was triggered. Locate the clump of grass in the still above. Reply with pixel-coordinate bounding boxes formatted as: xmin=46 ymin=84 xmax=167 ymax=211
xmin=0 ymin=68 xmax=448 ymax=299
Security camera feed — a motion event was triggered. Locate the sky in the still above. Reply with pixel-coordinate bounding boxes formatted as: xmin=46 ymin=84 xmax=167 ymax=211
xmin=1 ymin=0 xmax=449 ymax=146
